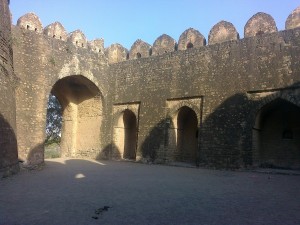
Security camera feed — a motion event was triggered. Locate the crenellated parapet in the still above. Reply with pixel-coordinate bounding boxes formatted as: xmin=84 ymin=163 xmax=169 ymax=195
xmin=14 ymin=6 xmax=300 ymax=64
xmin=15 ymin=13 xmax=105 ymax=55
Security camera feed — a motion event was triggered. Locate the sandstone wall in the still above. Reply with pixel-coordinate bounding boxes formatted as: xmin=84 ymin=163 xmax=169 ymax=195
xmin=10 ymin=7 xmax=300 ymax=169
xmin=12 ymin=25 xmax=111 ymax=165
xmin=110 ymin=28 xmax=300 ymax=168
xmin=0 ymin=0 xmax=19 ymax=176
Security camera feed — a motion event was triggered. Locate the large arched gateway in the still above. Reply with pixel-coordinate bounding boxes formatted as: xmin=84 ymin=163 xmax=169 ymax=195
xmin=51 ymin=75 xmax=103 ymax=158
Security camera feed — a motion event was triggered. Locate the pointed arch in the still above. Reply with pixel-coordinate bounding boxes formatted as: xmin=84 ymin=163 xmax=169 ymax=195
xmin=49 ymin=75 xmax=103 ymax=158
xmin=252 ymin=98 xmax=300 ymax=169
xmin=113 ymin=109 xmax=138 ymax=160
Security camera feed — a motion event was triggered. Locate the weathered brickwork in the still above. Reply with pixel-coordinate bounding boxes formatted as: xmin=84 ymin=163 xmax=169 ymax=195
xmin=1 ymin=5 xmax=300 ymax=171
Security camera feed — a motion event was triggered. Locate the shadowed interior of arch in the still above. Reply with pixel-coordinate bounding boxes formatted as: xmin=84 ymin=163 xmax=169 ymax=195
xmin=48 ymin=75 xmax=102 ymax=158
xmin=253 ymin=99 xmax=300 ymax=169
xmin=175 ymin=106 xmax=198 ymax=163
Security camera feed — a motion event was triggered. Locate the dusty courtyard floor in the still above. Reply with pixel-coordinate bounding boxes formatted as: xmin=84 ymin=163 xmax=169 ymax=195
xmin=1 ymin=158 xmax=300 ymax=225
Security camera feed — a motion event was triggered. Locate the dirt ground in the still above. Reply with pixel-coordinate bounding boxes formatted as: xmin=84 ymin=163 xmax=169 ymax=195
xmin=1 ymin=158 xmax=300 ymax=225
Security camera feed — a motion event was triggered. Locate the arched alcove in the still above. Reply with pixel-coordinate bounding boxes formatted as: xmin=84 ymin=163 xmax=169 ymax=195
xmin=50 ymin=75 xmax=103 ymax=158
xmin=253 ymin=99 xmax=300 ymax=169
xmin=175 ymin=106 xmax=198 ymax=163
xmin=114 ymin=109 xmax=137 ymax=160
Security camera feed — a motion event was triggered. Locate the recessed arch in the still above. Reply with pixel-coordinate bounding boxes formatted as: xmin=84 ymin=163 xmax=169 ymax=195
xmin=49 ymin=75 xmax=103 ymax=158
xmin=113 ymin=109 xmax=138 ymax=160
xmin=174 ymin=106 xmax=198 ymax=163
xmin=253 ymin=98 xmax=300 ymax=169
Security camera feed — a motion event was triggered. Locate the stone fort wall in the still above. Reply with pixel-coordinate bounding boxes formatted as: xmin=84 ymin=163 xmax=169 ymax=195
xmin=2 ymin=5 xmax=300 ymax=171
xmin=0 ymin=0 xmax=19 ymax=176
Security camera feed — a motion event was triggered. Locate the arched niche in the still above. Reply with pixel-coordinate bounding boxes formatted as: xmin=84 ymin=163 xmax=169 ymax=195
xmin=174 ymin=106 xmax=198 ymax=163
xmin=113 ymin=109 xmax=138 ymax=160
xmin=253 ymin=98 xmax=300 ymax=169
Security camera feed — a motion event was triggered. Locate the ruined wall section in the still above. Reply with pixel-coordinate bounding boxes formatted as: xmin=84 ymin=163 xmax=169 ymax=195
xmin=12 ymin=26 xmax=111 ymax=165
xmin=0 ymin=0 xmax=19 ymax=176
xmin=110 ymin=28 xmax=300 ymax=167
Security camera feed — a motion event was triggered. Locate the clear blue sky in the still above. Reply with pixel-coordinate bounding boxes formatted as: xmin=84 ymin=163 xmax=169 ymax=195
xmin=10 ymin=0 xmax=300 ymax=49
